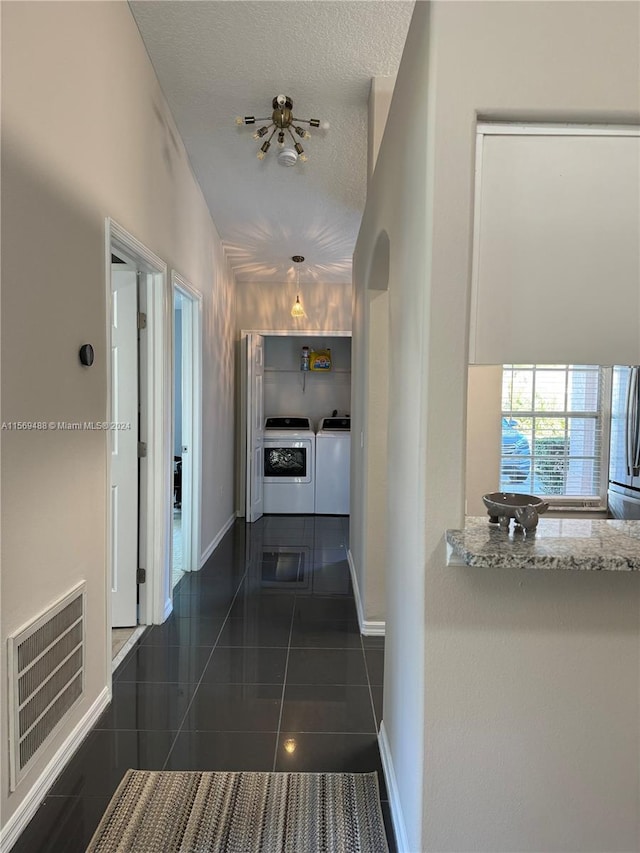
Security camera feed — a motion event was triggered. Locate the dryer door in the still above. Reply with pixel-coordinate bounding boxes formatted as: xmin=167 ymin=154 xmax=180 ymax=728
xmin=263 ymin=438 xmax=313 ymax=483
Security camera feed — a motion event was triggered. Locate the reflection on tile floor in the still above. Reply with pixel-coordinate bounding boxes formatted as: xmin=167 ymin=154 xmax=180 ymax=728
xmin=172 ymin=507 xmax=183 ymax=588
xmin=12 ymin=516 xmax=394 ymax=853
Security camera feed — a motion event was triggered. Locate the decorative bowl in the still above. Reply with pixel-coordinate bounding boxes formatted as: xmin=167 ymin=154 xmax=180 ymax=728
xmin=482 ymin=492 xmax=549 ymax=531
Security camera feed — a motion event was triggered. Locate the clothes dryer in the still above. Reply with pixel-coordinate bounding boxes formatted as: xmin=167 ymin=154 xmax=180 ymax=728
xmin=263 ymin=417 xmax=316 ymax=514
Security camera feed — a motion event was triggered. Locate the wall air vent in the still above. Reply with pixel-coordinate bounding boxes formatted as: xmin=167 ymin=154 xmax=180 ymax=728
xmin=8 ymin=583 xmax=86 ymax=791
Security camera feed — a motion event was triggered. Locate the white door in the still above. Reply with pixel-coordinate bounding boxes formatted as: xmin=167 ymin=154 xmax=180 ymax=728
xmin=179 ymin=298 xmax=193 ymax=571
xmin=111 ymin=267 xmax=139 ymax=626
xmin=246 ymin=333 xmax=264 ymax=522
xmin=172 ymin=283 xmax=201 ymax=577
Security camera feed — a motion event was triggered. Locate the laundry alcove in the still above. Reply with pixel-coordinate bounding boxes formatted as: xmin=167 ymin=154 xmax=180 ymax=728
xmin=240 ymin=329 xmax=352 ymax=521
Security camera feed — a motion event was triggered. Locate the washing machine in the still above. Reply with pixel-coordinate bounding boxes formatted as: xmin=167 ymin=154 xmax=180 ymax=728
xmin=263 ymin=417 xmax=316 ymax=514
xmin=314 ymin=417 xmax=351 ymax=515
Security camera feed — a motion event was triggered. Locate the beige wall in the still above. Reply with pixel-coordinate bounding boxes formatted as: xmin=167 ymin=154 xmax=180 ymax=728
xmin=348 ymin=76 xmax=395 ymax=629
xmin=354 ymin=5 xmax=431 ymax=841
xmin=465 ymin=365 xmax=502 ymax=516
xmin=367 ymin=77 xmax=396 ymax=182
xmin=1 ymin=0 xmax=236 ymax=829
xmin=236 ymin=280 xmax=352 ymax=334
xmin=355 ymin=2 xmax=640 ymax=850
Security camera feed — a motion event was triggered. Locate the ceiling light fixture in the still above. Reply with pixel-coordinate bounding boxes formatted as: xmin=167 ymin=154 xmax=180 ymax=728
xmin=291 ymin=255 xmax=306 ymax=318
xmin=236 ymin=95 xmax=328 ymax=165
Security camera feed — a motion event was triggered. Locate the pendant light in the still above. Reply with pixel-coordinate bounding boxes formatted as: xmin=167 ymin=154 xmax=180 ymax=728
xmin=291 ymin=295 xmax=305 ymax=318
xmin=290 ymin=255 xmax=306 ymax=318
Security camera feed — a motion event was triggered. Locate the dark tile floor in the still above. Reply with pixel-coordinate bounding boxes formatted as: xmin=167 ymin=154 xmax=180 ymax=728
xmin=12 ymin=516 xmax=395 ymax=852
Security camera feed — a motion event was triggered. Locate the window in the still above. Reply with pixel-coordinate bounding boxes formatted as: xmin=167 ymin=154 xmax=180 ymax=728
xmin=500 ymin=365 xmax=609 ymax=503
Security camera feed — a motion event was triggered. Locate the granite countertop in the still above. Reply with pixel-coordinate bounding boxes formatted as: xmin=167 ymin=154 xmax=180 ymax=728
xmin=446 ymin=517 xmax=640 ymax=571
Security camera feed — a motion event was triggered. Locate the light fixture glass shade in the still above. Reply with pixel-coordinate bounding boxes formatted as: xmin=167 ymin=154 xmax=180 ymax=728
xmin=291 ymin=295 xmax=305 ymax=318
xmin=277 ymin=148 xmax=298 ymax=167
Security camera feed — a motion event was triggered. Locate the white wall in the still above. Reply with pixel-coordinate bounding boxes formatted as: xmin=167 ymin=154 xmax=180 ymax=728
xmin=1 ymin=0 xmax=236 ymax=830
xmin=470 ymin=130 xmax=640 ymax=365
xmin=236 ymin=281 xmax=352 ymax=334
xmin=348 ymin=76 xmax=395 ymax=631
xmin=354 ymin=2 xmax=640 ymax=850
xmin=264 ymin=336 xmax=351 ymax=425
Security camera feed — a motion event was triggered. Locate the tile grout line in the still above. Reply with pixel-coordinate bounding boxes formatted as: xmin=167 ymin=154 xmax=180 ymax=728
xmin=272 ymin=597 xmax=297 ymax=772
xmin=161 ymin=565 xmax=250 ymax=770
xmin=51 ymin=564 xmax=251 ymax=794
xmin=19 ymin=522 xmax=386 ymax=848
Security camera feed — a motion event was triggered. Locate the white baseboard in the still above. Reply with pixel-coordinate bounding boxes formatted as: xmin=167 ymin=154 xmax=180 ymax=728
xmin=347 ymin=549 xmax=386 ymax=637
xmin=0 ymin=686 xmax=111 ymax=853
xmin=362 ymin=619 xmax=386 ymax=636
xmin=378 ymin=721 xmax=410 ymax=853
xmin=200 ymin=512 xmax=236 ymax=567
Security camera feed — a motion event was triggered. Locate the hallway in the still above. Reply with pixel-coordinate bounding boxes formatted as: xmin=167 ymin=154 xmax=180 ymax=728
xmin=12 ymin=516 xmax=393 ymax=852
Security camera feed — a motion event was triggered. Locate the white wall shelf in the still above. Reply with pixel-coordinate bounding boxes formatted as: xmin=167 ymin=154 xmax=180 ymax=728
xmin=264 ymin=368 xmax=351 ymax=374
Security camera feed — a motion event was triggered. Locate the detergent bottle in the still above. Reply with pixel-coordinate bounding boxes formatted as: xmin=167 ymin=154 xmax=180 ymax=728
xmin=300 ymin=346 xmax=310 ymax=371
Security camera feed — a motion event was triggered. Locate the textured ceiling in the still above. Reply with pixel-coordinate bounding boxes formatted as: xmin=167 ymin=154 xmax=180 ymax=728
xmin=129 ymin=1 xmax=414 ymax=283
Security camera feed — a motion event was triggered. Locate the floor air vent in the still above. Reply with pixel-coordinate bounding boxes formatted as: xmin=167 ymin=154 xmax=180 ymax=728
xmin=8 ymin=582 xmax=86 ymax=791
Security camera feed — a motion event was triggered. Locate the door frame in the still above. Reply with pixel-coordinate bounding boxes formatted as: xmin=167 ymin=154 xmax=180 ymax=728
xmin=244 ymin=333 xmax=265 ymax=522
xmin=105 ymin=219 xmax=172 ymax=673
xmin=171 ymin=272 xmax=202 ymax=572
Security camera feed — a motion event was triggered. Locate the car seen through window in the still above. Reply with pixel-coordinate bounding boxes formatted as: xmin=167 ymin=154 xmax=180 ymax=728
xmin=501 ymin=417 xmax=531 ymax=483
